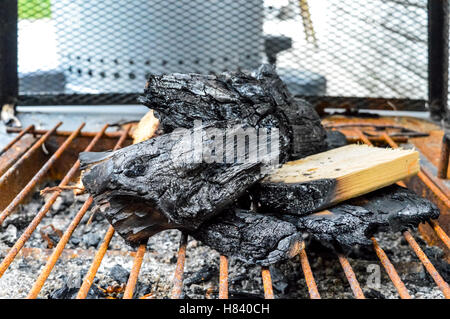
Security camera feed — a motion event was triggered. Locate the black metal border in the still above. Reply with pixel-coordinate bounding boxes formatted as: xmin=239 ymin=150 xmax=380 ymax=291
xmin=0 ymin=1 xmax=442 ymax=116
xmin=0 ymin=0 xmax=18 ymax=106
xmin=428 ymin=0 xmax=449 ymax=122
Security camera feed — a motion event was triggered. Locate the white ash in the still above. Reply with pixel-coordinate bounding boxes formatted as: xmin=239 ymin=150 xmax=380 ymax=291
xmin=0 ymin=182 xmax=447 ymax=299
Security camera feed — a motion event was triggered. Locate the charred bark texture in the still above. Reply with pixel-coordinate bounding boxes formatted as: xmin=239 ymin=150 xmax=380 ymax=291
xmin=189 ymin=209 xmax=302 ymax=266
xmin=138 ymin=64 xmax=327 ymax=161
xmin=280 ymin=185 xmax=439 ymax=248
xmin=252 ymin=179 xmax=338 ymax=216
xmin=80 ymin=124 xmax=277 ymax=245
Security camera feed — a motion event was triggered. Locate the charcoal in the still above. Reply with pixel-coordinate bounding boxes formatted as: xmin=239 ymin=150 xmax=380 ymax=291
xmin=325 ymin=130 xmax=347 ymax=150
xmin=82 ymin=233 xmax=102 ymax=248
xmin=110 ymin=264 xmax=130 ymax=284
xmin=138 ymin=64 xmax=327 ymax=161
xmin=184 ymin=264 xmax=218 ymax=286
xmin=80 ymin=124 xmax=278 ymax=246
xmin=280 ymin=185 xmax=439 ymax=248
xmin=189 ymin=209 xmax=302 ymax=266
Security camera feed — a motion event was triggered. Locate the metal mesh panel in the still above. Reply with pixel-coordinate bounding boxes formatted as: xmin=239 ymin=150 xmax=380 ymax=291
xmin=17 ymin=0 xmax=430 ymax=106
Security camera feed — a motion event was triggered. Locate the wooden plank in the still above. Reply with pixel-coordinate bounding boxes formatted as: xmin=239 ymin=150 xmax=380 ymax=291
xmin=253 ymin=144 xmax=420 ymax=216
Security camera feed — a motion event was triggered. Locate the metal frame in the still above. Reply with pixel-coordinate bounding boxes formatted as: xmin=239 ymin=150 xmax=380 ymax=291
xmin=428 ymin=0 xmax=449 ymax=123
xmin=0 ymin=0 xmax=446 ymax=118
xmin=0 ymin=0 xmax=18 ymax=107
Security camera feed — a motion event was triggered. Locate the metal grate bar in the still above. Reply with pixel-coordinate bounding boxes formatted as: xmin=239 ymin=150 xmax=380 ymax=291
xmin=0 ymin=122 xmax=83 ymax=226
xmin=0 ymin=122 xmax=62 ymax=179
xmin=370 ymin=237 xmax=412 ymax=299
xmin=0 ymin=124 xmax=108 ymax=279
xmin=354 ymin=129 xmax=450 ymax=298
xmin=75 ymin=127 xmax=131 ymax=299
xmin=403 ymin=230 xmax=450 ymax=299
xmin=337 ymin=254 xmax=366 ymax=299
xmin=261 ymin=267 xmax=274 ymax=299
xmin=123 ymin=243 xmax=146 ymax=299
xmin=219 ymin=255 xmax=229 ymax=299
xmin=27 ymin=197 xmax=94 ymax=298
xmin=0 ymin=124 xmax=34 ymax=157
xmin=298 ymin=245 xmax=321 ymax=299
xmin=7 ymin=127 xmax=128 ymax=139
xmin=428 ymin=220 xmax=450 ymax=250
xmin=171 ymin=232 xmax=188 ymax=299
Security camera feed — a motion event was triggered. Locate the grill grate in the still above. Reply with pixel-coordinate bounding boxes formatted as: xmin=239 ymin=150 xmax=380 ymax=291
xmin=0 ymin=121 xmax=449 ymax=299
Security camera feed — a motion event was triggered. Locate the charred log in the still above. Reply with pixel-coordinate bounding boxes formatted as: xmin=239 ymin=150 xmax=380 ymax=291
xmin=189 ymin=209 xmax=303 ymax=266
xmin=138 ymin=64 xmax=327 ymax=161
xmin=279 ymin=185 xmax=439 ymax=248
xmin=80 ymin=124 xmax=278 ymax=246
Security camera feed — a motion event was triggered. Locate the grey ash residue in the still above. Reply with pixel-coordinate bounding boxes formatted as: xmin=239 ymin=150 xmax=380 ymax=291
xmin=0 ymin=181 xmax=447 ymax=299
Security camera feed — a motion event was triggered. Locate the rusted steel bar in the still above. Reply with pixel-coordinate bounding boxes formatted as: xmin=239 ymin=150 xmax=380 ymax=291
xmin=370 ymin=237 xmax=411 ymax=299
xmin=354 ymin=129 xmax=373 ymax=146
xmin=77 ymin=226 xmax=115 ymax=299
xmin=403 ymin=230 xmax=450 ymax=298
xmin=337 ymin=254 xmax=366 ymax=299
xmin=123 ymin=244 xmax=146 ymax=299
xmin=437 ymin=133 xmax=449 ymax=179
xmin=171 ymin=232 xmax=188 ymax=299
xmin=27 ymin=197 xmax=94 ymax=298
xmin=7 ymin=126 xmax=130 ymax=139
xmin=219 ymin=255 xmax=229 ymax=299
xmin=0 ymin=122 xmax=62 ymax=179
xmin=76 ymin=127 xmax=131 ymax=299
xmin=0 ymin=125 xmax=108 ymax=278
xmin=261 ymin=267 xmax=274 ymax=299
xmin=0 ymin=124 xmax=34 ymax=156
xmin=428 ymin=219 xmax=450 ymax=250
xmin=298 ymin=247 xmax=321 ymax=299
xmin=346 ymin=135 xmax=408 ymax=144
xmin=0 ymin=122 xmax=82 ymax=226
xmin=381 ymin=133 xmax=450 ymax=208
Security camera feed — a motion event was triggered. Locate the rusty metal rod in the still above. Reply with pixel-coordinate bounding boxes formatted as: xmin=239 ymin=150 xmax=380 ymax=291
xmin=403 ymin=231 xmax=450 ymax=299
xmin=0 ymin=122 xmax=62 ymax=179
xmin=77 ymin=226 xmax=115 ymax=299
xmin=437 ymin=134 xmax=449 ymax=178
xmin=346 ymin=136 xmax=408 ymax=144
xmin=171 ymin=232 xmax=188 ymax=299
xmin=380 ymin=132 xmax=450 ymax=208
xmin=370 ymin=237 xmax=411 ymax=299
xmin=261 ymin=267 xmax=274 ymax=299
xmin=0 ymin=122 xmax=82 ymax=226
xmin=7 ymin=126 xmax=131 ymax=139
xmin=76 ymin=127 xmax=131 ymax=299
xmin=428 ymin=219 xmax=450 ymax=250
xmin=27 ymin=197 xmax=94 ymax=298
xmin=219 ymin=255 xmax=229 ymax=299
xmin=337 ymin=254 xmax=366 ymax=299
xmin=0 ymin=124 xmax=34 ymax=156
xmin=123 ymin=244 xmax=146 ymax=299
xmin=298 ymin=247 xmax=321 ymax=299
xmin=0 ymin=125 xmax=108 ymax=279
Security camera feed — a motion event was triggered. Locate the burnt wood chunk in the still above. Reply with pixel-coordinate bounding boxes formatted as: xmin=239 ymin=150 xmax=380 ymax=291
xmin=80 ymin=124 xmax=278 ymax=246
xmin=138 ymin=64 xmax=327 ymax=161
xmin=189 ymin=209 xmax=303 ymax=266
xmin=280 ymin=185 xmax=440 ymax=247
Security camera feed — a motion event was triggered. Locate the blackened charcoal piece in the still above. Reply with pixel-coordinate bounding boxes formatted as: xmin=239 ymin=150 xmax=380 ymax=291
xmin=189 ymin=209 xmax=303 ymax=266
xmin=80 ymin=124 xmax=277 ymax=246
xmin=325 ymin=130 xmax=347 ymax=150
xmin=280 ymin=185 xmax=439 ymax=248
xmin=138 ymin=64 xmax=327 ymax=162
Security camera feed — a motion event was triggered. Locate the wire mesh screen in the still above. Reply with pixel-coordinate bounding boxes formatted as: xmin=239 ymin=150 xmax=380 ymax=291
xmin=17 ymin=0 xmax=430 ymax=105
